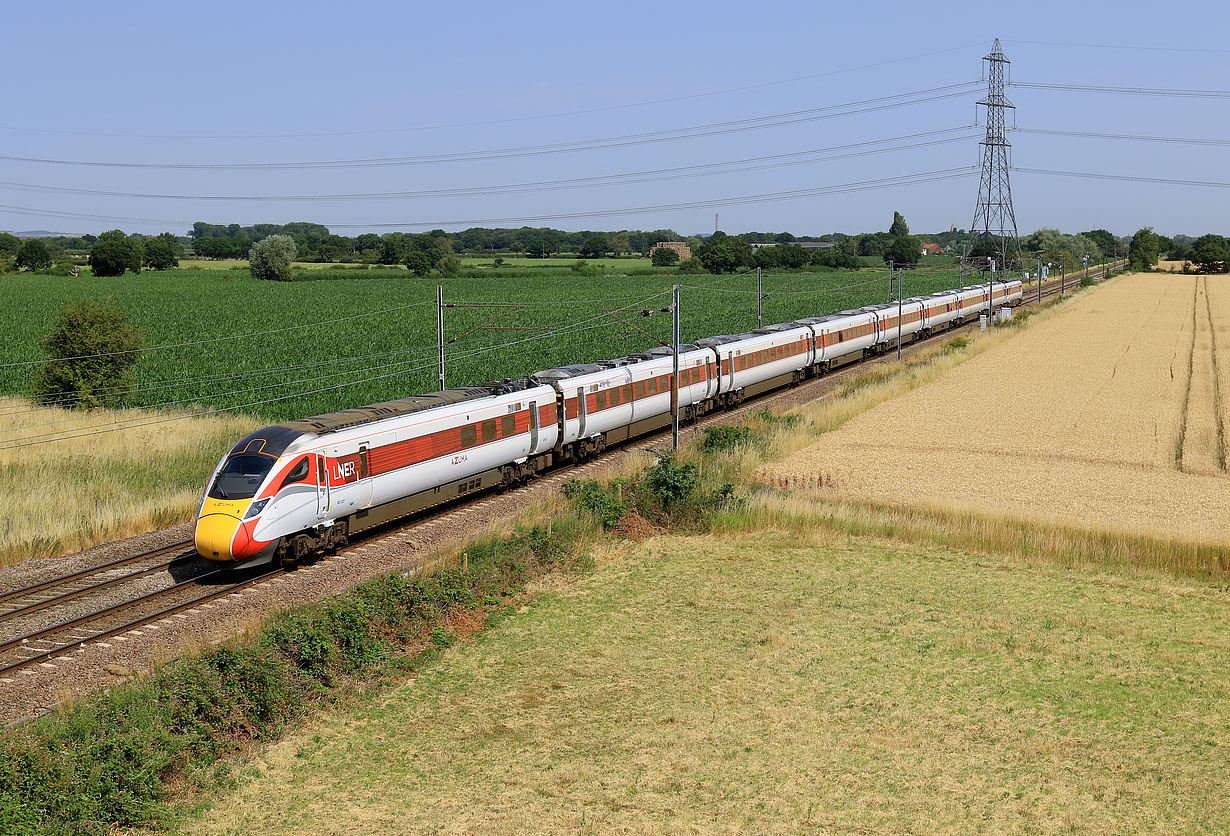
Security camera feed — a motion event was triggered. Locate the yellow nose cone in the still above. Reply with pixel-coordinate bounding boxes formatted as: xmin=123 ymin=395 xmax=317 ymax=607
xmin=195 ymin=498 xmax=248 ymax=560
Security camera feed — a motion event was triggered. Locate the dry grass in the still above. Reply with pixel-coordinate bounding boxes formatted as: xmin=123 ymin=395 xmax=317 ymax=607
xmin=760 ymin=274 xmax=1230 ymax=556
xmin=185 ymin=531 xmax=1230 ymax=835
xmin=0 ymin=396 xmax=257 ymax=566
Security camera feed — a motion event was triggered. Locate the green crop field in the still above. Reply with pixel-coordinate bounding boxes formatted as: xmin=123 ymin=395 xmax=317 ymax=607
xmin=0 ymin=265 xmax=968 ymax=424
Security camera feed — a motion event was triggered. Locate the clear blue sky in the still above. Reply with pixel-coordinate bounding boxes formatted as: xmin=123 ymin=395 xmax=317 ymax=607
xmin=3 ymin=0 xmax=1228 ymax=239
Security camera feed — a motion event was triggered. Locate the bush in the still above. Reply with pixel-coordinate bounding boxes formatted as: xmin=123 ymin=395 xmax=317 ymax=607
xmin=437 ymin=254 xmax=462 ymax=277
xmin=677 ymin=257 xmax=704 ymax=274
xmin=645 ymin=452 xmax=698 ymax=508
xmin=570 ymin=260 xmax=604 ymax=277
xmin=701 ymin=424 xmax=755 ymax=452
xmin=32 ymin=298 xmax=143 ymax=409
xmin=248 ymin=235 xmax=296 ymax=281
xmin=561 ymin=479 xmax=627 ymax=528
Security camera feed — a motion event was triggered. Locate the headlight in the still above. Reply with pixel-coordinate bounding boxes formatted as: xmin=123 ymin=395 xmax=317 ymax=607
xmin=244 ymin=498 xmax=269 ymax=519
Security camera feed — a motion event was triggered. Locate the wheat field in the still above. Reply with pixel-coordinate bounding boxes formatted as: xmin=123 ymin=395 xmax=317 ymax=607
xmin=761 ymin=274 xmax=1230 ymax=547
xmin=0 ymin=397 xmax=257 ymax=566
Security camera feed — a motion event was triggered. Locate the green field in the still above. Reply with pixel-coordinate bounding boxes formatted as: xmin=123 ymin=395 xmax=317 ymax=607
xmin=186 ymin=531 xmax=1229 ymax=835
xmin=0 ymin=265 xmax=965 ymax=424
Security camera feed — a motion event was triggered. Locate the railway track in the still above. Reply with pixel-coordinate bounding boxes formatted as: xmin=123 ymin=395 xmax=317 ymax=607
xmin=0 ymin=264 xmax=1121 ymax=681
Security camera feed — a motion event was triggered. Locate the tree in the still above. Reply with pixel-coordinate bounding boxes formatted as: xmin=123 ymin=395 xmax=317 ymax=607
xmin=142 ymin=232 xmax=181 ymax=270
xmin=15 ymin=239 xmax=52 ymax=271
xmin=608 ymin=234 xmax=630 ymax=258
xmin=1082 ymin=229 xmax=1117 ymax=256
xmin=884 ymin=234 xmax=921 ymax=265
xmin=32 ymin=298 xmax=143 ymax=409
xmin=404 ymin=250 xmax=433 ymax=277
xmin=89 ymin=230 xmax=144 ymax=277
xmin=579 ymin=233 xmax=608 ymax=259
xmin=0 ymin=232 xmax=20 ymax=264
xmin=1128 ymin=227 xmax=1160 ymax=271
xmin=696 ymin=235 xmax=753 ymax=273
xmin=1191 ymin=234 xmax=1230 ymax=273
xmin=651 ymin=247 xmax=680 ymax=267
xmin=889 ymin=211 xmax=910 ymax=237
xmin=249 ymin=234 xmax=296 ymax=281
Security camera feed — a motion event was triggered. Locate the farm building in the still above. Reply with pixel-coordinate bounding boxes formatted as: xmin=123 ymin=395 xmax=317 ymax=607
xmin=649 ymin=241 xmax=692 ymax=260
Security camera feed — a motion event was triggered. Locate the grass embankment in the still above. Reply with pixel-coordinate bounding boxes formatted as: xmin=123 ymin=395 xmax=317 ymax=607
xmin=0 ymin=396 xmax=256 ymax=567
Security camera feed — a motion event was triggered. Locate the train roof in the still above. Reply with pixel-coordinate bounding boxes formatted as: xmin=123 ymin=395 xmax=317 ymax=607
xmin=533 ymin=345 xmax=703 ymax=381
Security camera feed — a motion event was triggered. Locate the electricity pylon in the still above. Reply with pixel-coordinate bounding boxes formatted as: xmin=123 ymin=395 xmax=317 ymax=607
xmin=970 ymin=38 xmax=1023 ymax=273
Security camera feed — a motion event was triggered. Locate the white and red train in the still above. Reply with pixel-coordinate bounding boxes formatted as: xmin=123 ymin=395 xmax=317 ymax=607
xmin=196 ymin=279 xmax=1022 ymax=567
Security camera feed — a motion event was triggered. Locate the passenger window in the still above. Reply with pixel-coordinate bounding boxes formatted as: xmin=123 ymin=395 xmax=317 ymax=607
xmin=501 ymin=415 xmax=515 ymax=436
xmin=481 ymin=420 xmax=497 ymax=443
xmin=596 ymin=391 xmax=607 ymax=409
xmin=622 ymin=384 xmax=632 ymax=402
xmin=634 ymin=381 xmax=645 ymax=399
xmin=461 ymin=425 xmax=477 ymax=448
xmin=359 ymin=446 xmax=369 ymax=478
xmin=279 ymin=457 xmax=311 ymax=490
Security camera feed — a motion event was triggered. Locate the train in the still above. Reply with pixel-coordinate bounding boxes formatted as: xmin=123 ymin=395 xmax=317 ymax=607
xmin=195 ymin=278 xmax=1022 ymax=567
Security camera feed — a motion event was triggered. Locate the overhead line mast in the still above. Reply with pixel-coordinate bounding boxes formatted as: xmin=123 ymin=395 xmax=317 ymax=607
xmin=970 ymin=38 xmax=1023 ymax=274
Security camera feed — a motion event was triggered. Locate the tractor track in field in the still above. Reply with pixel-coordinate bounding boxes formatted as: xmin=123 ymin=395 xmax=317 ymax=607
xmin=0 ymin=265 xmax=1120 ymax=725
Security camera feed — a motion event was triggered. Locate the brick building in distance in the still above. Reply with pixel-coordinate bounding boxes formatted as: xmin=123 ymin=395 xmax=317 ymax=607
xmin=649 ymin=241 xmax=691 ymax=260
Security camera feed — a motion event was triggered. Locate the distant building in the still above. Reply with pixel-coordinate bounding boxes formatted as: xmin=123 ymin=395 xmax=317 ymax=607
xmin=650 ymin=241 xmax=691 ymax=260
xmin=921 ymin=242 xmax=944 ymax=257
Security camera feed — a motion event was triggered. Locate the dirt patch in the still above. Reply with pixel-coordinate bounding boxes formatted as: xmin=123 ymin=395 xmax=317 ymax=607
xmin=443 ymin=605 xmax=486 ymax=642
xmin=612 ymin=511 xmax=662 ymax=540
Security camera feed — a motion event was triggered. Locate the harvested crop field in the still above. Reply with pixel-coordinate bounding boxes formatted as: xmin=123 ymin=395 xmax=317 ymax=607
xmin=761 ymin=274 xmax=1230 ymax=546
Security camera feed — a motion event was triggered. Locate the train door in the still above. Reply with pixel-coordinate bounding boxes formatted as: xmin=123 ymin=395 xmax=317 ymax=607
xmin=315 ymin=453 xmax=330 ymax=520
xmin=357 ymin=442 xmax=373 ymax=509
xmin=529 ymin=401 xmax=540 ymax=453
xmin=576 ymin=387 xmax=586 ymax=438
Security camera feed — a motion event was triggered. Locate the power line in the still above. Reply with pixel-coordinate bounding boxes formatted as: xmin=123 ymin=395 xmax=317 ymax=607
xmin=0 ymin=130 xmax=978 ymax=203
xmin=0 ymin=83 xmax=980 ymax=171
xmin=1015 ymin=167 xmax=1230 ymax=189
xmin=1005 ymin=38 xmax=1230 ymax=55
xmin=1015 ymin=126 xmax=1230 ymax=147
xmin=0 ymin=42 xmax=984 ymax=141
xmin=0 ymin=167 xmax=980 ymax=231
xmin=322 ymin=168 xmax=980 ymax=229
xmin=1011 ymin=81 xmax=1230 ymax=99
